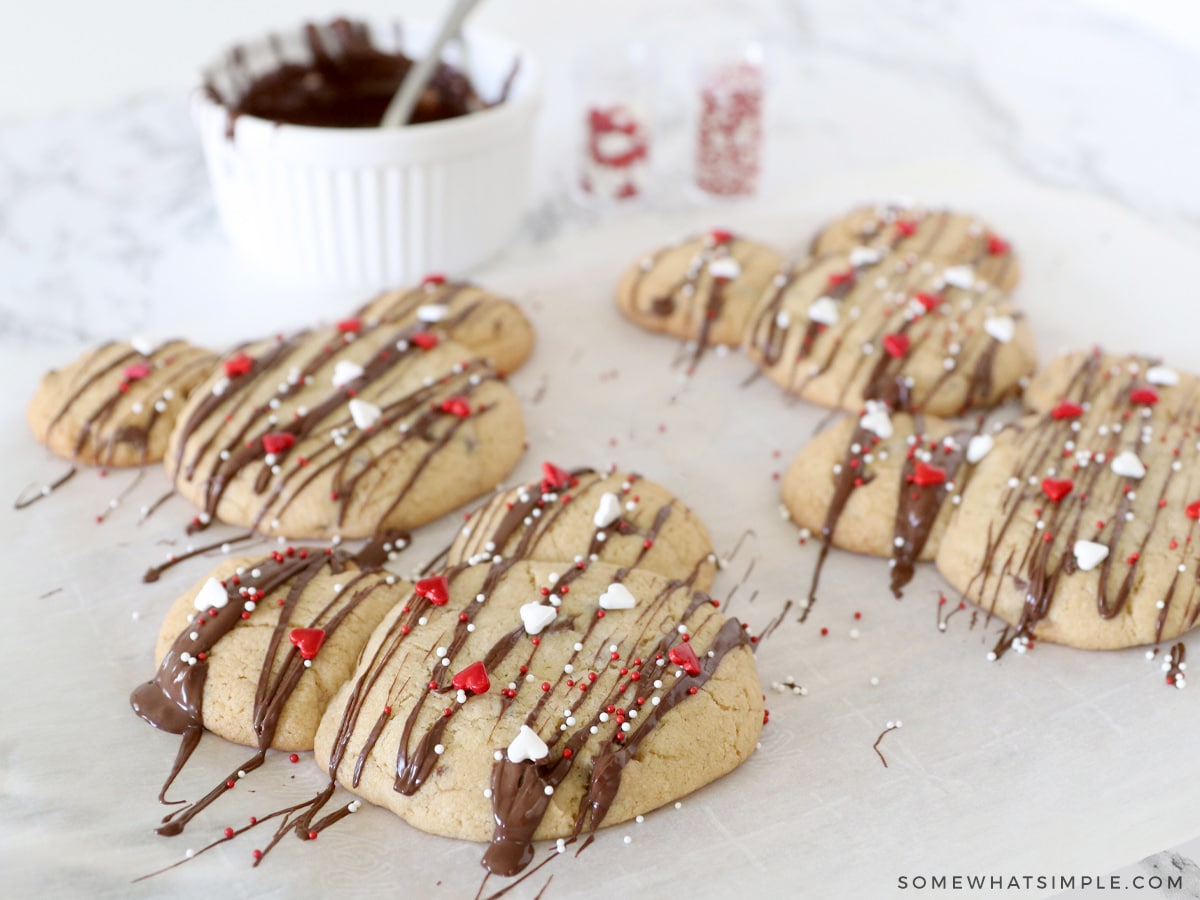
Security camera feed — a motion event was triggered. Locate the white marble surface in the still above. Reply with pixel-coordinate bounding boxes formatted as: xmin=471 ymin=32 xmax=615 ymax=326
xmin=3 ymin=2 xmax=1200 ymax=899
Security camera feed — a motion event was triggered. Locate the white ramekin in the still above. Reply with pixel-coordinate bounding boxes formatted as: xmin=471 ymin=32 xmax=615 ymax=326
xmin=194 ymin=22 xmax=539 ymax=289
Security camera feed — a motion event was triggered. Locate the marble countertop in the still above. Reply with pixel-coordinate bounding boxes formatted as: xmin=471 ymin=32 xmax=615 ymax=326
xmin=3 ymin=2 xmax=1200 ymax=898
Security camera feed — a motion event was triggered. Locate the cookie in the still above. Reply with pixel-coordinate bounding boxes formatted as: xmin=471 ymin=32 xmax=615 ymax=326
xmin=313 ymin=559 xmax=762 ymax=876
xmin=783 ymin=409 xmax=989 ymax=602
xmin=937 ymin=350 xmax=1200 ymax=652
xmin=130 ymin=547 xmax=410 ymax=833
xmin=165 ymin=320 xmax=526 ymax=539
xmin=810 ymin=202 xmax=1020 ymax=292
xmin=616 ymin=230 xmax=785 ymax=366
xmin=743 ymin=249 xmax=1037 ymax=416
xmin=27 ymin=339 xmax=217 ymax=467
xmin=353 ymin=276 xmax=535 ymax=376
xmin=448 ymin=463 xmax=718 ymax=591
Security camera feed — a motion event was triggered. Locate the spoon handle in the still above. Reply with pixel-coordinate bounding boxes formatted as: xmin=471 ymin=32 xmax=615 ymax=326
xmin=381 ymin=0 xmax=485 ymax=128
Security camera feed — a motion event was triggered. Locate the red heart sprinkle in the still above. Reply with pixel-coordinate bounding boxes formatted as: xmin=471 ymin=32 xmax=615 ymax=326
xmin=336 ymin=318 xmax=362 ymax=334
xmin=1130 ymin=387 xmax=1159 ymax=405
xmin=1041 ymin=478 xmax=1074 ymax=503
xmin=415 ymin=575 xmax=450 ymax=607
xmin=439 ymin=396 xmax=471 ymax=417
xmin=913 ymin=461 xmax=947 ymax=487
xmin=540 ymin=462 xmax=573 ymax=493
xmin=422 ymin=273 xmax=446 ymax=285
xmin=289 ymin=628 xmax=326 ymax=660
xmin=669 ymin=643 xmax=702 ymax=677
xmin=827 ymin=269 xmax=856 ymax=288
xmin=224 ymin=353 xmax=254 ymax=377
xmin=262 ymin=432 xmax=296 ymax=454
xmin=452 ymin=661 xmax=490 ymax=695
xmin=914 ymin=292 xmax=942 ymax=312
xmin=411 ymin=331 xmax=440 ymax=350
xmin=1186 ymin=500 xmax=1200 ymax=520
xmin=894 ymin=219 xmax=918 ymax=237
xmin=1050 ymin=401 xmax=1083 ymax=420
xmin=883 ymin=333 xmax=911 ymax=359
xmin=122 ymin=363 xmax=151 ymax=381
xmin=709 ymin=228 xmax=734 ymax=245
xmin=987 ymin=234 xmax=1011 ymax=255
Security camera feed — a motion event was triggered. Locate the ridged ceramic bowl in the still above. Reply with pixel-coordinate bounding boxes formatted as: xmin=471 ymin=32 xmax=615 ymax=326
xmin=194 ymin=22 xmax=539 ymax=288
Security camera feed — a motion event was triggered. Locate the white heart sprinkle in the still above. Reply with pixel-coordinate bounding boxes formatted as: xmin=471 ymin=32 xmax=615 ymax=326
xmin=593 ymin=492 xmax=621 ymax=529
xmin=520 ymin=603 xmax=556 ymax=635
xmin=417 ymin=303 xmax=450 ymax=323
xmin=1110 ymin=451 xmax=1146 ymax=479
xmin=1146 ymin=365 xmax=1178 ymax=386
xmin=966 ymin=433 xmax=994 ymax=464
xmin=130 ymin=335 xmax=155 ymax=356
xmin=849 ymin=246 xmax=881 ymax=268
xmin=332 ymin=360 xmax=364 ymax=388
xmin=506 ymin=724 xmax=549 ymax=763
xmin=708 ymin=257 xmax=742 ymax=281
xmin=1073 ymin=540 xmax=1109 ymax=572
xmin=859 ymin=400 xmax=893 ymax=440
xmin=598 ymin=583 xmax=637 ymax=610
xmin=808 ymin=296 xmax=840 ymax=326
xmin=193 ymin=577 xmax=228 ymax=611
xmin=349 ymin=398 xmax=382 ymax=431
xmin=983 ymin=316 xmax=1015 ymax=343
xmin=943 ymin=265 xmax=975 ymax=290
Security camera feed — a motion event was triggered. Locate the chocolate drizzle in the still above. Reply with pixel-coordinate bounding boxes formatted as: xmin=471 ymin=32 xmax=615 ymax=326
xmin=956 ymin=352 xmax=1200 ymax=655
xmin=168 ymin=307 xmax=514 ymax=539
xmin=319 ymin=552 xmax=757 ymax=879
xmin=745 ymin=240 xmax=1023 ymax=416
xmin=802 ymin=415 xmax=984 ymax=616
xmin=130 ymin=547 xmax=395 ymax=836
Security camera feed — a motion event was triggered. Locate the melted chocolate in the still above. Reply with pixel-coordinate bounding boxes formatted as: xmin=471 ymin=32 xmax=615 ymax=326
xmin=209 ymin=19 xmax=495 ymax=130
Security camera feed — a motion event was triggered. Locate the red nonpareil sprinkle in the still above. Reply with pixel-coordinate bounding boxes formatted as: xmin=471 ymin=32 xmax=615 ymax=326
xmin=224 ymin=353 xmax=254 ymax=377
xmin=452 ymin=661 xmax=491 ymax=695
xmin=336 ymin=318 xmax=362 ymax=333
xmin=224 ymin=827 xmax=235 ymax=838
xmin=122 ymin=363 xmax=151 ymax=381
xmin=410 ymin=331 xmax=439 ymax=350
xmin=541 ymin=682 xmax=551 ymax=692
xmin=709 ymin=228 xmax=734 ymax=245
xmin=308 ymin=830 xmax=318 ymax=840
xmin=422 ymin=273 xmax=446 ymax=285
xmin=1050 ymin=401 xmax=1084 ymax=420
xmin=1186 ymin=500 xmax=1200 ymax=520
xmin=894 ymin=218 xmax=918 ymax=237
xmin=562 ymin=748 xmax=574 ymax=759
xmin=986 ymin=234 xmax=1011 ymax=255
xmin=669 ymin=643 xmax=702 ymax=676
xmin=289 ymin=628 xmax=326 ymax=660
xmin=1041 ymin=478 xmax=1074 ymax=503
xmin=439 ymin=396 xmax=471 ymax=418
xmin=261 ymin=432 xmax=295 ymax=454
xmin=913 ymin=461 xmax=948 ymax=487
xmin=827 ymin=269 xmax=856 ymax=288
xmin=820 ymin=627 xmax=829 ymax=636
xmin=252 ymin=850 xmax=263 ymax=861
xmin=914 ymin=292 xmax=942 ymax=312
xmin=414 ymin=575 xmax=450 ymax=606
xmin=1130 ymin=387 xmax=1159 ymax=406
xmin=289 ymin=753 xmax=299 ymax=763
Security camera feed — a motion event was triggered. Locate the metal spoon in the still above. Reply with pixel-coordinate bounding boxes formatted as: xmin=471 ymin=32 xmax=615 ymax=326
xmin=380 ymin=0 xmax=485 ymax=128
